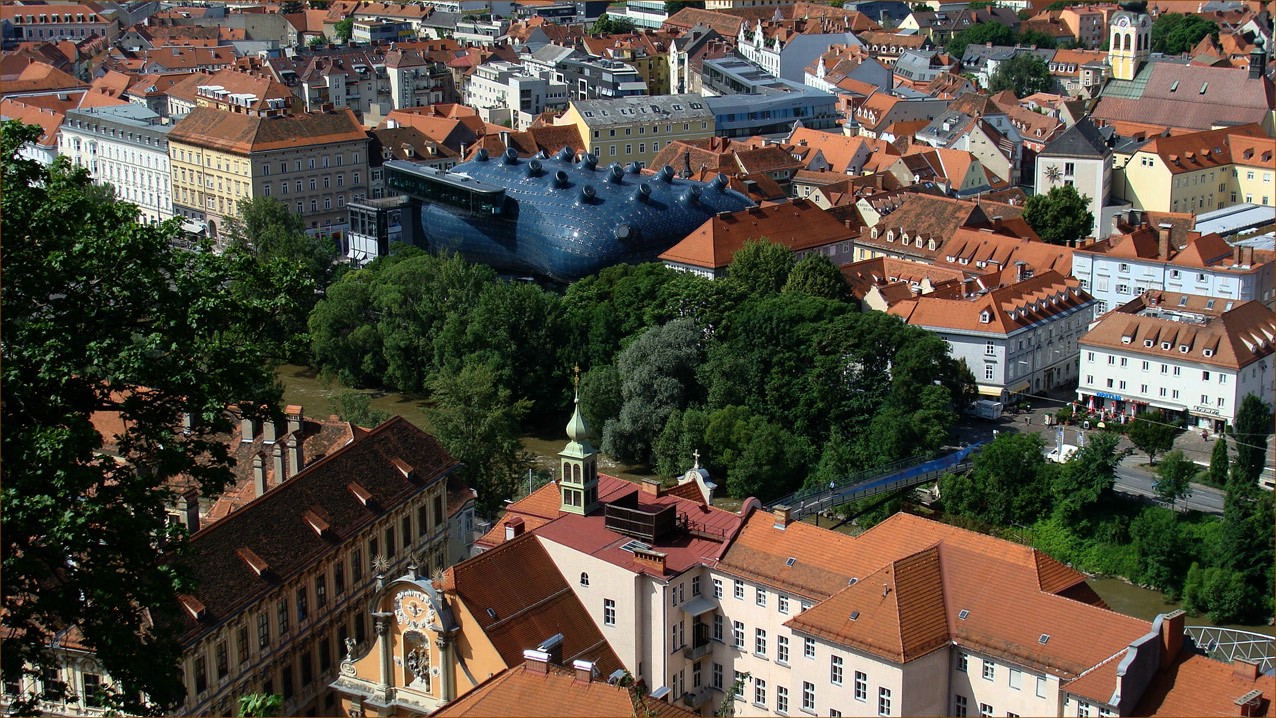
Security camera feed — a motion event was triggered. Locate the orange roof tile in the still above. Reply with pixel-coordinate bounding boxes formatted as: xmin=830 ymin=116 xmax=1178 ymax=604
xmin=1132 ymin=651 xmax=1275 ymax=717
xmin=658 ymin=200 xmax=855 ymax=270
xmin=169 ymin=106 xmax=366 ymax=155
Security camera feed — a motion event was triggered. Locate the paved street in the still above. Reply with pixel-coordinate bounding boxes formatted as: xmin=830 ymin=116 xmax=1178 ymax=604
xmin=953 ymin=389 xmax=1247 ymax=515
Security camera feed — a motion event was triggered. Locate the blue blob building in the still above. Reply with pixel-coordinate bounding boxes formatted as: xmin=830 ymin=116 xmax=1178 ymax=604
xmin=382 ymin=148 xmax=755 ymax=282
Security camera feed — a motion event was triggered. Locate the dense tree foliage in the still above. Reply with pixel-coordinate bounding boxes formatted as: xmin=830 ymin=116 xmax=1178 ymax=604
xmin=1127 ymin=410 xmax=1179 ymax=465
xmin=1154 ymin=450 xmax=1196 ymax=510
xmin=942 ymin=432 xmax=1054 ymax=526
xmin=591 ymin=13 xmax=636 ymax=34
xmin=1229 ymin=394 xmax=1273 ymax=488
xmin=1151 ymin=13 xmax=1219 ymax=55
xmin=1207 ymin=436 xmax=1230 ymax=488
xmin=1023 ymin=184 xmax=1093 ymax=246
xmin=1 ymin=120 xmax=296 ymax=713
xmin=988 ymin=52 xmax=1054 ymax=96
xmin=333 ymin=18 xmax=354 ymax=43
xmin=783 ymin=253 xmax=850 ymax=302
xmin=945 ymin=21 xmax=1018 ymax=57
xmin=726 ymin=238 xmax=794 ymax=297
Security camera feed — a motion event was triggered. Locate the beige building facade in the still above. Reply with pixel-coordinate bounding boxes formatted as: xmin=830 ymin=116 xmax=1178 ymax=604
xmin=557 ymin=94 xmax=715 ymax=168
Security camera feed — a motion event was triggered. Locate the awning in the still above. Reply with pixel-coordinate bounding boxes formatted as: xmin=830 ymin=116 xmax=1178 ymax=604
xmin=681 ymin=595 xmax=718 ymax=617
xmin=1006 ymin=380 xmax=1031 ymax=394
xmin=977 ymin=385 xmax=1004 ymax=398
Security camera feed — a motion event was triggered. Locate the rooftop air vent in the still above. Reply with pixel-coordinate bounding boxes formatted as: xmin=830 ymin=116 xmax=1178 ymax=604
xmin=487 ymin=608 xmax=498 ymax=620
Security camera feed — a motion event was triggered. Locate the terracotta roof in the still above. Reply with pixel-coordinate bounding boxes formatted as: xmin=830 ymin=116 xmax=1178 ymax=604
xmin=863 ymin=193 xmax=990 ymax=251
xmin=0 ymin=98 xmax=64 ymax=147
xmin=888 ymin=270 xmax=1092 ymax=335
xmin=446 ymin=531 xmax=624 ymax=675
xmin=786 ymin=127 xmax=900 ymax=173
xmin=1132 ymin=650 xmax=1275 ymax=717
xmin=166 ymin=67 xmax=295 ymax=111
xmin=841 ymin=256 xmax=969 ymax=304
xmin=434 ymin=659 xmax=699 ymax=717
xmin=140 ymin=46 xmax=235 ymax=71
xmin=1078 ymin=227 xmax=1253 ymax=271
xmin=169 ymin=106 xmax=367 ymax=155
xmin=1137 ymin=122 xmax=1267 ymax=175
xmin=936 ymin=227 xmax=1074 ymax=276
xmin=175 ymin=417 xmax=460 ymax=645
xmin=662 ymin=8 xmax=746 ymax=37
xmin=1080 ymin=293 xmax=1276 ymax=371
xmin=1093 ymin=62 xmax=1275 ymax=133
xmin=659 ymin=200 xmax=855 ymax=270
xmin=1 ymin=60 xmax=87 ymax=96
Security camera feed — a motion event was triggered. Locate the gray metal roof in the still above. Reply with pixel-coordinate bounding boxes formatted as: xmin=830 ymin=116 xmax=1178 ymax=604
xmin=571 ymin=93 xmax=713 ymax=126
xmin=1039 ymin=117 xmax=1108 ymax=159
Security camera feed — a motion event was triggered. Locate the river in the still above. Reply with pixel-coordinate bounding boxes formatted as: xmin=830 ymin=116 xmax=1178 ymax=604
xmin=1087 ymin=577 xmax=1273 ymax=636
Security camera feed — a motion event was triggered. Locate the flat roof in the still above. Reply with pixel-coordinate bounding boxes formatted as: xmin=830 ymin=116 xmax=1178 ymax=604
xmin=1194 ymin=203 xmax=1275 ymax=237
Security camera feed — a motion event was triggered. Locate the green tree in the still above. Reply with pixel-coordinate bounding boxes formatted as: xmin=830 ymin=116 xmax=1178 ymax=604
xmin=602 ymin=318 xmax=706 ymax=466
xmin=1207 ymin=436 xmax=1230 ymax=488
xmin=701 ymin=405 xmax=809 ymax=500
xmin=562 ymin=262 xmax=677 ymax=369
xmin=308 ymin=34 xmax=327 ymax=48
xmin=238 ymin=693 xmax=284 ymax=717
xmin=1150 ymin=13 xmax=1219 ymax=55
xmin=308 ymin=260 xmax=387 ymax=388
xmin=1051 ymin=429 xmax=1127 ymax=525
xmin=327 ymin=389 xmax=391 ymax=428
xmin=725 ymin=238 xmax=794 ymax=297
xmin=591 ymin=13 xmax=636 ymax=34
xmin=1229 ymin=394 xmax=1273 ymax=488
xmin=664 ymin=0 xmax=704 ymax=14
xmin=1018 ymin=29 xmax=1060 ymax=49
xmin=943 ymin=432 xmax=1052 ymax=526
xmin=1127 ymin=410 xmax=1179 ymax=465
xmin=988 ymin=53 xmax=1053 ymax=98
xmin=1129 ymin=507 xmax=1191 ymax=597
xmin=580 ymin=364 xmax=623 ymax=443
xmin=1023 ymin=184 xmax=1093 ymax=246
xmin=945 ymin=21 xmax=1017 ymax=57
xmin=1154 ymin=450 xmax=1196 ymax=510
xmin=783 ymin=253 xmax=849 ymax=301
xmin=333 ymin=17 xmax=354 ymax=43
xmin=424 ymin=359 xmax=532 ymax=515
xmin=652 ymin=406 xmax=712 ymax=478
xmin=1 ymin=120 xmax=292 ymax=714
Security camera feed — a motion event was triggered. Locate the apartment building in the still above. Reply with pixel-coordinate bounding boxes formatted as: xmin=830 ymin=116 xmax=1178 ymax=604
xmin=1071 ymin=223 xmax=1275 ymax=313
xmin=557 ymin=94 xmax=714 ymax=168
xmin=58 ymin=105 xmax=173 ymax=224
xmin=1077 ymin=292 xmax=1276 ymax=433
xmin=167 ymin=106 xmax=369 ymax=241
xmin=1114 ymin=123 xmax=1272 ymax=214
xmin=736 ymin=17 xmax=861 ymax=83
xmin=0 ymin=4 xmax=119 ymax=43
xmin=889 ymin=269 xmax=1095 ymax=401
xmin=1033 ymin=118 xmax=1111 ymax=239
xmin=463 ymin=60 xmax=561 ymax=131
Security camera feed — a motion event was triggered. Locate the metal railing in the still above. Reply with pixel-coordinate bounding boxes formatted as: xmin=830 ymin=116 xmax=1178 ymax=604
xmin=767 ymin=442 xmax=985 ymax=521
xmin=1187 ymin=626 xmax=1275 ymax=675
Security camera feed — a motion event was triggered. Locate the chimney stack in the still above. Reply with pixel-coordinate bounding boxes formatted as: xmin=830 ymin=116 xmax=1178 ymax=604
xmin=241 ymin=414 xmax=255 ymax=442
xmin=1157 ymin=222 xmax=1172 ymax=259
xmin=772 ymin=505 xmax=792 ymax=529
xmin=1015 ymin=260 xmax=1027 ymax=283
xmin=272 ymin=441 xmax=287 ymax=485
xmin=1109 ymin=213 xmax=1122 ymax=237
xmin=505 ymin=516 xmax=525 ymax=540
xmin=286 ymin=433 xmax=303 ymax=479
xmin=263 ymin=415 xmax=278 ymax=444
xmin=1233 ymin=659 xmax=1260 ymax=682
xmin=573 ymin=659 xmax=597 ymax=684
xmin=1159 ymin=609 xmax=1185 ymax=668
xmin=1234 ymin=244 xmax=1243 ymax=266
xmin=178 ymin=489 xmax=200 ymax=534
xmin=522 ymin=649 xmax=551 ymax=674
xmin=253 ymin=453 xmax=268 ymax=496
xmin=1242 ymin=246 xmax=1255 ymax=267
xmin=286 ymin=404 xmax=304 ymax=436
xmin=640 ymin=479 xmax=663 ymax=496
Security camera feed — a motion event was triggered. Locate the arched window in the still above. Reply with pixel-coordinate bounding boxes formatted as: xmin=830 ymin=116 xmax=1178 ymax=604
xmin=563 ymin=461 xmax=570 ymax=481
xmin=580 ymin=573 xmax=590 ymax=587
xmin=572 ymin=464 xmax=581 ymax=483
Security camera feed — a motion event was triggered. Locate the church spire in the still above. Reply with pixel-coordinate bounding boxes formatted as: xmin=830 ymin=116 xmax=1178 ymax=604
xmin=559 ymin=365 xmax=599 ymax=515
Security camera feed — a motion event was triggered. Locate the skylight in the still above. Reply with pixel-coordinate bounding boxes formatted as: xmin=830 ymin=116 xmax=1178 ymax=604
xmin=785 ymin=557 xmax=797 ymax=567
xmin=850 ymin=611 xmax=860 ymax=621
xmin=620 ymin=539 xmax=652 ymax=553
xmin=958 ymin=609 xmax=970 ymax=620
xmin=1039 ymin=633 xmax=1050 ymax=644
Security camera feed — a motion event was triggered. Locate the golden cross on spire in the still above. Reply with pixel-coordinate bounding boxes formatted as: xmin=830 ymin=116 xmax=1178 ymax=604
xmin=573 ymin=363 xmax=581 ymax=389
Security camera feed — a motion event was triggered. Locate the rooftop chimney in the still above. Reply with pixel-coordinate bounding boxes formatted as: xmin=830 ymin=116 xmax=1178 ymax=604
xmin=272 ymin=441 xmax=287 ymax=485
xmin=263 ymin=415 xmax=278 ymax=444
xmin=1233 ymin=659 xmax=1260 ymax=682
xmin=241 ymin=415 xmax=256 ymax=442
xmin=253 ymin=453 xmax=268 ymax=497
xmin=640 ymin=479 xmax=663 ymax=496
xmin=286 ymin=433 xmax=302 ymax=479
xmin=1242 ymin=246 xmax=1255 ymax=267
xmin=573 ymin=659 xmax=597 ymax=684
xmin=522 ymin=648 xmax=551 ymax=674
xmin=1159 ymin=609 xmax=1185 ymax=668
xmin=286 ymin=405 xmax=304 ymax=436
xmin=1110 ymin=213 xmax=1122 ymax=238
xmin=505 ymin=516 xmax=525 ymax=540
xmin=177 ymin=489 xmax=200 ymax=534
xmin=772 ymin=505 xmax=792 ymax=529
xmin=1157 ymin=222 xmax=1172 ymax=260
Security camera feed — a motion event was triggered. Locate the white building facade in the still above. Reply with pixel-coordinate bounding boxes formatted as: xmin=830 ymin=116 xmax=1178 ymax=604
xmin=59 ymin=105 xmax=174 ymax=224
xmin=462 ymin=61 xmax=561 ymax=131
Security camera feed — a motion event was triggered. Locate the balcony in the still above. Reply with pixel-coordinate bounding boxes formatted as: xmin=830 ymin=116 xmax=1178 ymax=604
xmin=682 ymin=686 xmax=713 ymax=710
xmin=684 ymin=639 xmax=712 ymax=661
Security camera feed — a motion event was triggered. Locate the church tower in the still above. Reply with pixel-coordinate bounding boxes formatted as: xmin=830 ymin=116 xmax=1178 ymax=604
xmin=558 ymin=368 xmax=599 ymax=516
xmin=1108 ymin=11 xmax=1150 ymax=81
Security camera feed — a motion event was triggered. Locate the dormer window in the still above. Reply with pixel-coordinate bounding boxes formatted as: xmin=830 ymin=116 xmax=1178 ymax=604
xmin=1144 ymin=339 xmax=1154 ymax=347
xmin=1161 ymin=342 xmax=1172 ymax=350
xmin=980 ymin=311 xmax=991 ymax=324
xmin=1202 ymin=348 xmax=1214 ymax=357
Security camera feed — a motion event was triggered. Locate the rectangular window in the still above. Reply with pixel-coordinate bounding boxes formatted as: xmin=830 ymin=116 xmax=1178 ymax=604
xmin=316 ymin=575 xmax=327 ymax=607
xmin=957 ymin=653 xmax=968 ymax=672
xmin=1009 ymin=668 xmax=1022 ymax=690
xmin=300 ymin=651 xmax=313 ymax=686
xmin=319 ymin=634 xmax=331 ymax=672
xmin=83 ymin=673 xmax=104 ymax=707
xmin=802 ymin=682 xmax=815 ymax=712
xmin=713 ymin=579 xmax=723 ymax=599
xmin=712 ymin=662 xmax=723 ymax=690
xmin=955 ymin=695 xmax=967 ymax=717
xmin=831 ymin=655 xmax=843 ymax=685
xmin=778 ymin=594 xmax=789 ymax=613
xmin=756 ymin=587 xmax=766 ymax=607
xmin=351 ymin=548 xmax=362 ymax=581
xmin=778 ymin=635 xmax=789 ymax=664
xmin=755 ymin=628 xmax=767 ymax=655
xmin=385 ymin=527 xmax=395 ymax=558
xmin=402 ymin=516 xmax=412 ymax=548
xmin=238 ymin=625 xmax=250 ymax=663
xmin=804 ymin=637 xmax=815 ymax=659
xmin=1036 ymin=675 xmax=1047 ymax=698
xmin=194 ymin=656 xmax=208 ymax=695
xmin=277 ymin=599 xmax=289 ymax=635
xmin=733 ymin=621 xmax=745 ymax=649
xmin=604 ymin=599 xmax=616 ymax=626
xmin=734 ymin=671 xmax=746 ymax=699
xmin=257 ymin=612 xmax=269 ymax=649
xmin=734 ymin=579 xmax=744 ymax=599
xmin=982 ymin=659 xmax=994 ymax=680
xmin=713 ymin=614 xmax=723 ymax=641
xmin=296 ymin=587 xmax=308 ymax=622
xmin=216 ymin=641 xmax=228 ymax=680
xmin=878 ymin=687 xmax=892 ymax=716
xmin=979 ymin=704 xmax=993 ymax=717
xmin=692 ymin=576 xmax=700 ymax=596
xmin=754 ymin=678 xmax=767 ymax=706
xmin=777 ymin=686 xmax=789 ymax=714
xmin=854 ymin=671 xmax=867 ymax=701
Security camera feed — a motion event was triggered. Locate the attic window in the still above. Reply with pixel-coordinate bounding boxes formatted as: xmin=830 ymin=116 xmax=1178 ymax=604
xmin=1205 ymin=299 xmax=1215 ymax=310
xmin=1202 ymin=349 xmax=1214 ymax=357
xmin=850 ymin=611 xmax=860 ymax=621
xmin=1121 ymin=336 xmax=1132 ymax=344
xmin=979 ymin=311 xmax=992 ymax=324
xmin=785 ymin=557 xmax=797 ymax=567
xmin=1144 ymin=339 xmax=1155 ymax=347
xmin=347 ymin=481 xmax=373 ymax=506
xmin=486 ymin=608 xmax=498 ymax=620
xmin=179 ymin=594 xmax=206 ymax=621
xmin=1179 ymin=345 xmax=1190 ymax=353
xmin=391 ymin=458 xmax=415 ymax=481
xmin=1170 ymin=80 xmax=1179 ymax=92
xmin=303 ymin=509 xmax=329 ymax=536
xmin=849 ymin=577 xmax=858 ymax=585
xmin=1039 ymin=634 xmax=1050 ymax=645
xmin=1199 ymin=82 xmax=1208 ymax=94
xmin=1178 ymin=296 xmax=1188 ymax=307
xmin=620 ymin=539 xmax=652 ymax=553
xmin=958 ymin=609 xmax=970 ymax=620
xmin=1161 ymin=342 xmax=1172 ymax=350
xmin=236 ymin=547 xmax=270 ymax=576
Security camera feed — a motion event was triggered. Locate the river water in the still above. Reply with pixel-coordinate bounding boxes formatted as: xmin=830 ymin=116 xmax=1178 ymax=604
xmin=277 ymin=364 xmax=1273 ymax=635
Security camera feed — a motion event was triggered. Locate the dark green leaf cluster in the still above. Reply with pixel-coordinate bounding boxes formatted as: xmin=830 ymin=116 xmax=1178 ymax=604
xmin=1150 ymin=13 xmax=1219 ymax=55
xmin=1022 ymin=184 xmax=1094 ymax=246
xmin=988 ymin=53 xmax=1055 ymax=98
xmin=590 ymin=13 xmax=636 ymax=35
xmin=1 ymin=120 xmax=295 ymax=713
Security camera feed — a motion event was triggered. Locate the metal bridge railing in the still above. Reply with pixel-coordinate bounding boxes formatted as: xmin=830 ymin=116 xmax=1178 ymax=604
xmin=1186 ymin=626 xmax=1275 ymax=675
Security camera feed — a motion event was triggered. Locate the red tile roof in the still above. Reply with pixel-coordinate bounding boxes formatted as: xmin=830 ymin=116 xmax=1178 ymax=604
xmin=888 ymin=270 xmax=1092 ymax=335
xmin=1132 ymin=651 xmax=1275 ymax=717
xmin=658 ymin=200 xmax=855 ymax=270
xmin=169 ymin=106 xmax=367 ymax=155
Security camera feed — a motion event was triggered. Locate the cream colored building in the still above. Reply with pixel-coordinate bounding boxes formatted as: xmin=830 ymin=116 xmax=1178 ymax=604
xmin=1106 ymin=11 xmax=1149 ymax=82
xmin=1114 ymin=123 xmax=1272 ymax=214
xmin=557 ymin=94 xmax=715 ymax=168
xmin=167 ymin=106 xmax=369 ymax=242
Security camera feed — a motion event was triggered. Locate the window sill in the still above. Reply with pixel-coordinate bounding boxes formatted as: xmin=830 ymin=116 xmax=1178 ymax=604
xmin=753 ymin=654 xmax=770 ymax=661
xmin=800 ymin=708 xmax=818 ymax=716
xmin=777 ymin=660 xmax=790 ymax=668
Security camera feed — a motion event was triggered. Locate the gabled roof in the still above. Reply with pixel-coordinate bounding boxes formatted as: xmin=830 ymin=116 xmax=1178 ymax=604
xmin=888 ymin=270 xmax=1091 ymax=335
xmin=0 ymin=98 xmax=64 ymax=147
xmin=1040 ymin=116 xmax=1108 ymax=159
xmin=169 ymin=106 xmax=367 ymax=155
xmin=446 ymin=532 xmax=623 ymax=675
xmin=659 ymin=200 xmax=854 ymax=270
xmin=1131 ymin=650 xmax=1276 ymax=717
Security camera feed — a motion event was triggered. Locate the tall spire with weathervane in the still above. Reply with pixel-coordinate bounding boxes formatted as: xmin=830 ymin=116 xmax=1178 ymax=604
xmin=559 ymin=365 xmax=599 ymax=515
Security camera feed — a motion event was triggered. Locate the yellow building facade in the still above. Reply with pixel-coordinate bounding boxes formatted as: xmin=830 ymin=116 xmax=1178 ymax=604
xmin=558 ymin=94 xmax=715 ymax=169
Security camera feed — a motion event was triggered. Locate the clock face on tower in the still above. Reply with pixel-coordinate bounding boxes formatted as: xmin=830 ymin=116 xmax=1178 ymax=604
xmin=394 ymin=590 xmax=434 ymax=631
xmin=1117 ymin=16 xmax=1129 ymax=27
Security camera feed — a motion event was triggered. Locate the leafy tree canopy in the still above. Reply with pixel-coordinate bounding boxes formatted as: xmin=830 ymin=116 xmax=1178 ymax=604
xmin=945 ymin=21 xmax=1017 ymax=57
xmin=333 ymin=18 xmax=355 ymax=43
xmin=1 ymin=120 xmax=295 ymax=714
xmin=1023 ymin=184 xmax=1094 ymax=246
xmin=1154 ymin=449 xmax=1196 ymax=510
xmin=988 ymin=52 xmax=1053 ymax=97
xmin=725 ymin=238 xmax=794 ymax=298
xmin=591 ymin=13 xmax=636 ymax=35
xmin=1127 ymin=410 xmax=1179 ymax=465
xmin=1151 ymin=13 xmax=1219 ymax=55
xmin=1229 ymin=394 xmax=1273 ymax=488
xmin=783 ymin=253 xmax=850 ymax=302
